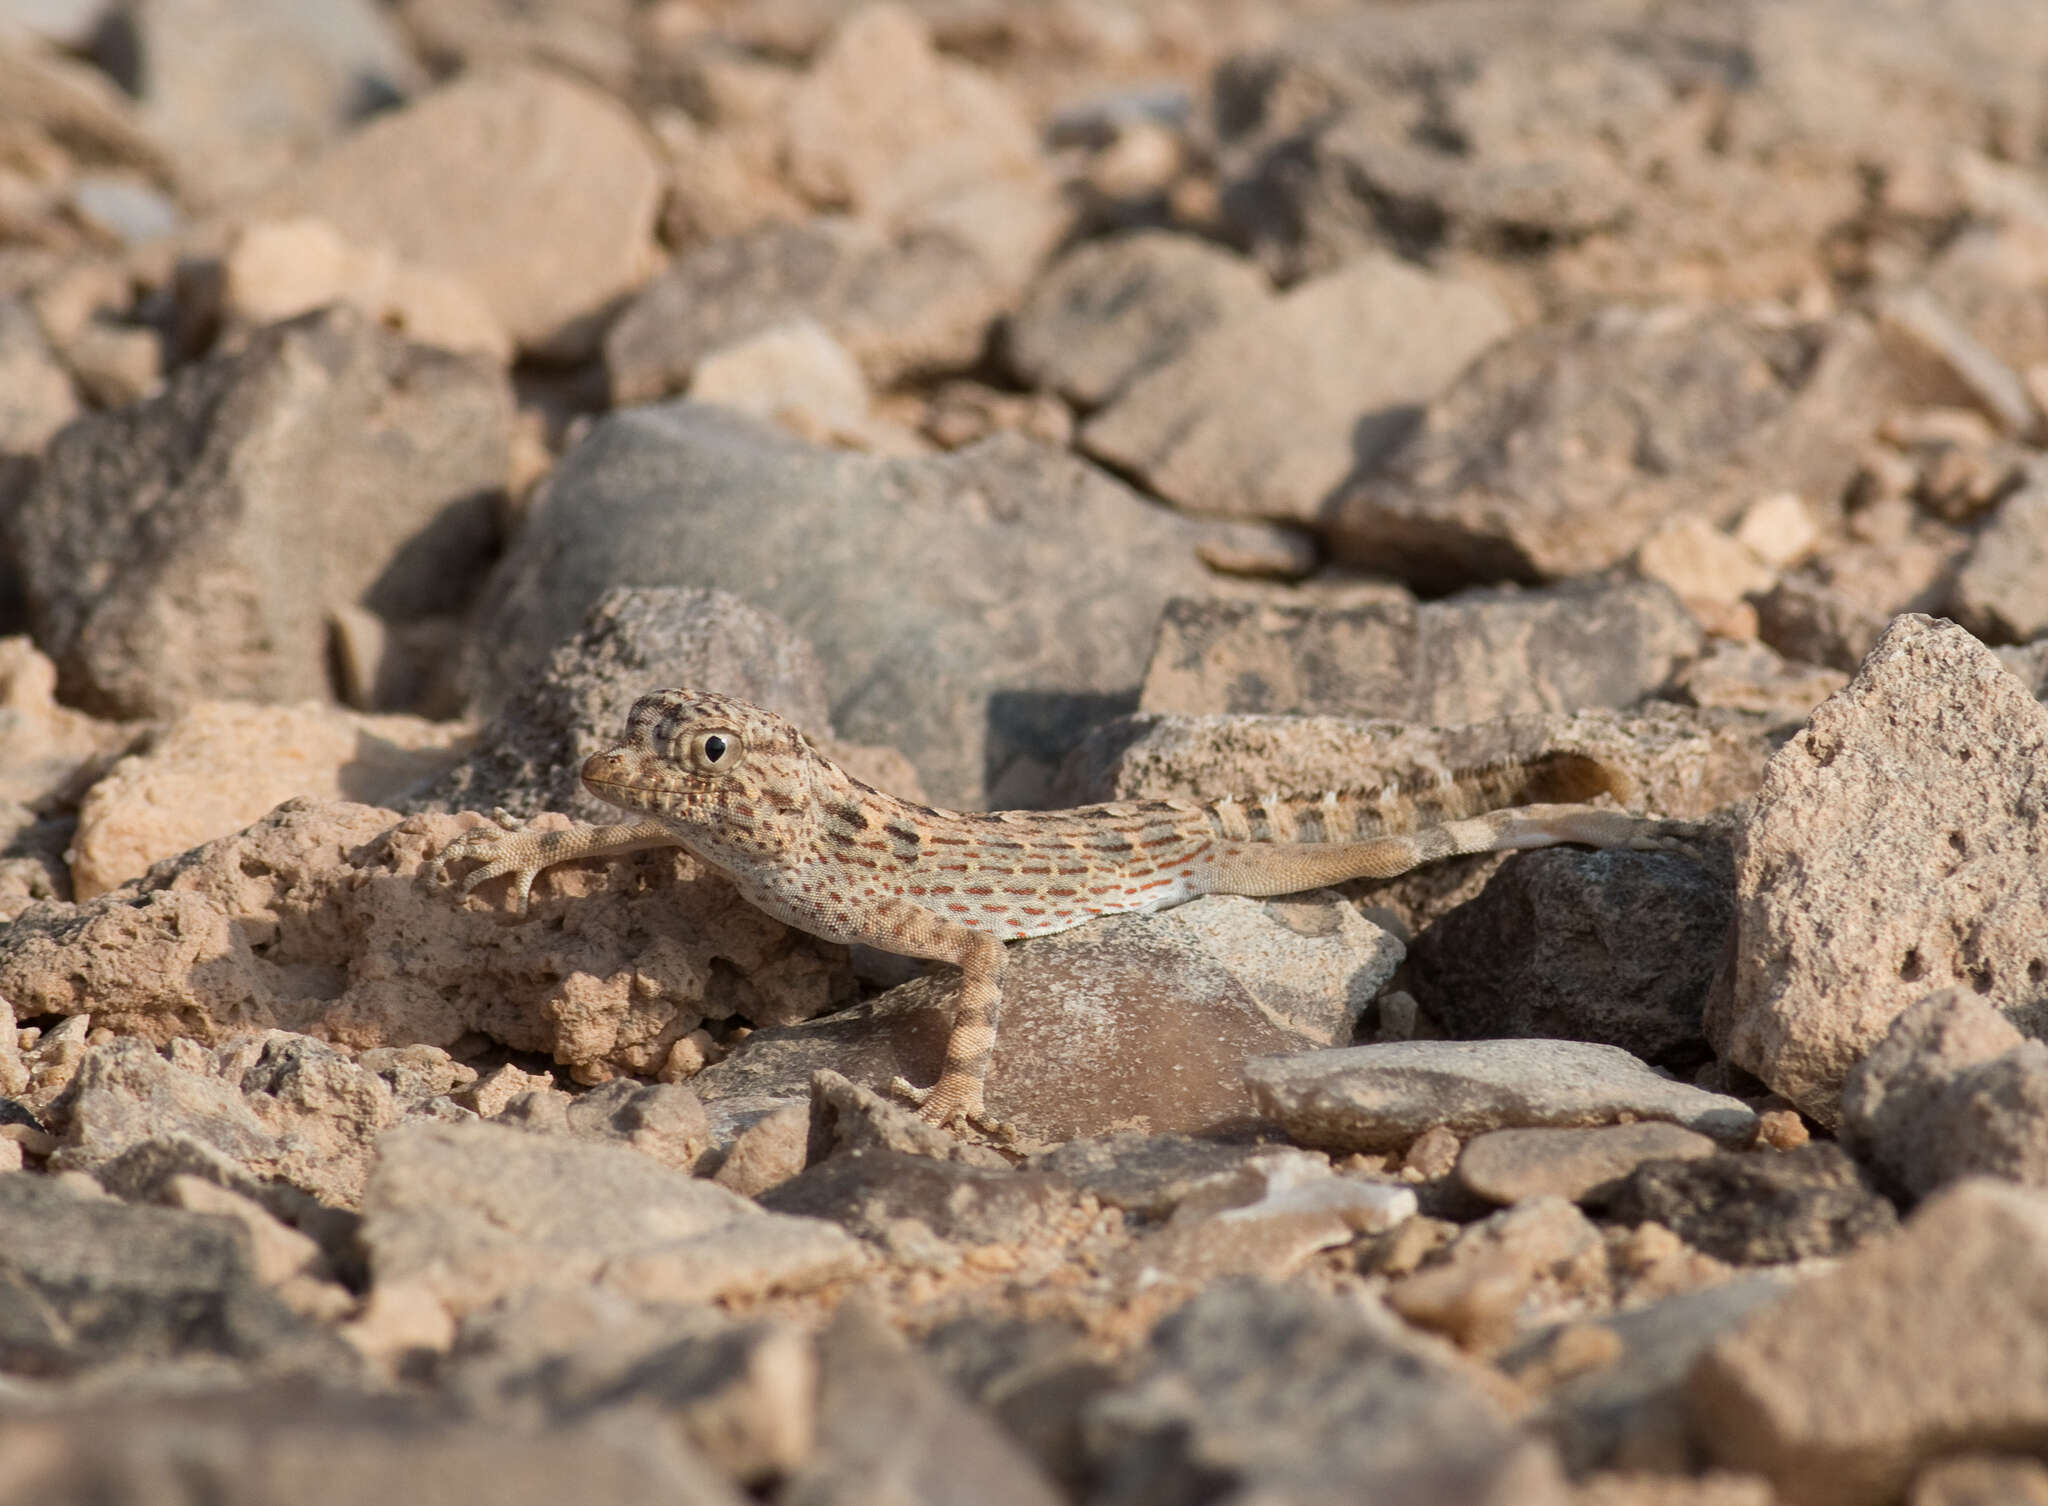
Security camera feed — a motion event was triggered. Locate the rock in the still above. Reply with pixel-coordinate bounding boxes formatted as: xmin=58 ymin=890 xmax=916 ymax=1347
xmin=710 ymin=1104 xmax=809 ymax=1198
xmin=688 ymin=318 xmax=894 ymax=450
xmin=803 ymin=1069 xmax=1009 ymax=1171
xmin=0 ymin=1391 xmax=745 ymax=1506
xmin=1138 ymin=579 xmax=1702 ymax=723
xmin=411 ymin=584 xmax=831 ymax=823
xmin=500 ymin=1077 xmax=715 ymax=1176
xmin=71 ymin=699 xmax=471 ymax=898
xmin=1910 ymin=1456 xmax=2048 ymax=1506
xmin=1028 ymin=1132 xmax=1326 ymax=1221
xmin=1084 ymin=1279 xmax=1570 ymax=1506
xmin=0 ymin=296 xmax=77 ymax=454
xmin=1244 ymin=1040 xmax=1759 ymax=1153
xmin=1610 ymin=1144 xmax=1898 ymax=1266
xmin=0 ymin=636 xmax=135 ymax=814
xmin=97 ymin=0 xmax=422 ymax=204
xmin=1325 ymin=312 xmax=1897 ymax=592
xmin=607 ymin=215 xmax=1049 ymax=399
xmin=778 ymin=3 xmax=1040 ymax=225
xmin=1671 ymin=639 xmax=1844 ymax=725
xmin=1006 ymin=229 xmax=1270 ymax=408
xmin=694 ymin=898 xmax=1397 ymax=1143
xmin=0 ymin=1170 xmax=354 ymax=1379
xmin=1708 ymin=615 xmax=2048 ymax=1123
xmin=1457 ymin=1123 xmax=1720 ymax=1207
xmin=448 ymin=1290 xmax=816 ymax=1486
xmin=1841 ymin=988 xmax=2048 ymax=1201
xmin=1634 ymin=516 xmax=1777 ymax=609
xmin=222 ymin=216 xmax=514 ymax=362
xmin=763 ymin=1144 xmax=1079 ymax=1255
xmin=1690 ymin=1179 xmax=2048 ymax=1506
xmin=462 ymin=402 xmax=1210 ymax=808
xmin=362 ymin=1120 xmax=864 ymax=1318
xmin=1409 ymin=846 xmax=1732 ymax=1071
xmin=1570 ymin=1475 xmax=1777 ymax=1506
xmin=1503 ymin=1275 xmax=1795 ymax=1478
xmin=1385 ymin=1195 xmax=1609 ymax=1353
xmin=6 ymin=304 xmax=512 ymax=719
xmin=271 ymin=65 xmax=663 ymax=358
xmin=0 ymin=800 xmax=854 ymax=1084
xmin=394 ymin=0 xmax=637 ymax=90
xmin=1948 ymin=465 xmax=2048 ymax=643
xmin=1079 ymin=252 xmax=1513 ymax=525
xmin=1876 ymin=286 xmax=2043 ymax=439
xmin=781 ymin=1301 xmax=1066 ymax=1506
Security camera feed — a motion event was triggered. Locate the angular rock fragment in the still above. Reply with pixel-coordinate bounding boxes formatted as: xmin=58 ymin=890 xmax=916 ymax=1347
xmin=6 ymin=304 xmax=512 ymax=717
xmin=1709 ymin=615 xmax=2048 ymax=1122
xmin=1138 ymin=579 xmax=1702 ymax=724
xmin=1457 ymin=1122 xmax=1719 ymax=1208
xmin=1690 ymin=1179 xmax=2048 ymax=1505
xmin=1947 ymin=466 xmax=2048 ymax=643
xmin=362 ymin=1121 xmax=863 ymax=1316
xmin=1608 ymin=1144 xmax=1898 ymax=1265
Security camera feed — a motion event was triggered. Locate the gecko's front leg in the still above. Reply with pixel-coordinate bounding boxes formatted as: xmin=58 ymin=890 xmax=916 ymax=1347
xmin=433 ymin=811 xmax=680 ymax=912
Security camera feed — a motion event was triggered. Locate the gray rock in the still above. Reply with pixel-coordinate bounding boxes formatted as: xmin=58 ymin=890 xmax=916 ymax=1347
xmin=1949 ymin=467 xmax=2048 ymax=644
xmin=1325 ymin=311 xmax=1895 ymax=592
xmin=1911 ymin=1456 xmax=2048 ymax=1506
xmin=0 ymin=1171 xmax=354 ymax=1379
xmin=449 ymin=1290 xmax=815 ymax=1486
xmin=782 ymin=1301 xmax=1067 ymax=1506
xmin=760 ymin=1149 xmax=1077 ymax=1251
xmin=1409 ymin=846 xmax=1732 ymax=1070
xmin=3 ymin=1391 xmax=744 ymax=1506
xmin=1672 ymin=638 xmax=1846 ymax=726
xmin=1997 ymin=638 xmax=2048 ymax=701
xmin=1244 ymin=1039 xmax=1759 ymax=1153
xmin=694 ymin=903 xmax=1390 ymax=1143
xmin=1876 ymin=286 xmax=2042 ymax=439
xmin=48 ymin=1035 xmax=282 ymax=1181
xmin=1690 ymin=1179 xmax=2048 ymax=1506
xmin=1005 ymin=229 xmax=1270 ymax=408
xmin=462 ymin=402 xmax=1210 ymax=808
xmin=1079 ymin=252 xmax=1513 ymax=525
xmin=920 ymin=1313 xmax=1117 ymax=1495
xmin=1609 ymin=1143 xmax=1897 ymax=1265
xmin=1024 ymin=1132 xmax=1305 ymax=1221
xmin=1456 ymin=1121 xmax=1719 ymax=1207
xmin=1503 ymin=1275 xmax=1795 ymax=1476
xmin=6 ymin=304 xmax=512 ymax=717
xmin=1841 ymin=988 xmax=2048 ymax=1202
xmin=1708 ymin=615 xmax=2048 ymax=1124
xmin=607 ymin=216 xmax=1029 ymax=398
xmin=95 ymin=0 xmax=423 ymax=203
xmin=803 ymin=1069 xmax=1009 ymax=1171
xmin=1084 ymin=1279 xmax=1569 ymax=1506
xmin=360 ymin=1120 xmax=863 ymax=1317
xmin=498 ymin=1077 xmax=715 ymax=1177
xmin=407 ymin=585 xmax=831 ymax=822
xmin=1139 ymin=580 xmax=1702 ymax=724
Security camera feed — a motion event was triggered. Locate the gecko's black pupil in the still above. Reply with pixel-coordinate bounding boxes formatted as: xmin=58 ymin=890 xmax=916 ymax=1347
xmin=703 ymin=735 xmax=726 ymax=763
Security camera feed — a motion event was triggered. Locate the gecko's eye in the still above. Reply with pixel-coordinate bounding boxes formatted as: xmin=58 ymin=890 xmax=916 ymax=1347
xmin=689 ymin=730 xmax=740 ymax=772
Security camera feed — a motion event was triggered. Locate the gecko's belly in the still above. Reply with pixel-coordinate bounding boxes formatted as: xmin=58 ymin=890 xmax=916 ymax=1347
xmin=730 ymin=863 xmax=1200 ymax=945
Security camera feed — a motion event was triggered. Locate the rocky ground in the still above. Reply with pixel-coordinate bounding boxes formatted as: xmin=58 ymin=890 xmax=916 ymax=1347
xmin=2 ymin=1 xmax=2048 ymax=1502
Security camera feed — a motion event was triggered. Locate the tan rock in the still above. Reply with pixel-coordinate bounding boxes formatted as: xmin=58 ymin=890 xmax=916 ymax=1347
xmin=0 ymin=801 xmax=855 ymax=1084
xmin=1709 ymin=615 xmax=2048 ymax=1122
xmin=0 ymin=636 xmax=132 ymax=813
xmin=1690 ymin=1179 xmax=2048 ymax=1506
xmin=1387 ymin=1196 xmax=1610 ymax=1353
xmin=1635 ymin=516 xmax=1776 ymax=606
xmin=273 ymin=66 xmax=664 ymax=358
xmin=711 ymin=1104 xmax=810 ymax=1198
xmin=71 ymin=699 xmax=471 ymax=899
xmin=1458 ymin=1122 xmax=1719 ymax=1206
xmin=224 ymin=216 xmax=513 ymax=362
xmin=1910 ymin=1454 xmax=2048 ymax=1506
xmin=1734 ymin=491 xmax=1822 ymax=569
xmin=1082 ymin=252 xmax=1513 ymax=524
xmin=779 ymin=3 xmax=1040 ymax=225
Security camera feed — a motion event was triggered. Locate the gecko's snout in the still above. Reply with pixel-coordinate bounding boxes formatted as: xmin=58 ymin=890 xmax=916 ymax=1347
xmin=581 ymin=747 xmax=636 ymax=795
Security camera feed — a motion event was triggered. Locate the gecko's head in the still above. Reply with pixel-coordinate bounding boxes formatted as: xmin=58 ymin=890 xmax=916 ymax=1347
xmin=581 ymin=688 xmax=817 ymax=861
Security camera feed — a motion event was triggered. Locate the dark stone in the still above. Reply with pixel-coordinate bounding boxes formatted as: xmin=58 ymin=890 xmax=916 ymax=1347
xmin=1606 ymin=1143 xmax=1899 ymax=1264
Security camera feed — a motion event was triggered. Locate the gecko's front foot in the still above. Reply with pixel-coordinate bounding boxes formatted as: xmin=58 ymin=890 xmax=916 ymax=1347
xmin=431 ymin=809 xmax=554 ymax=913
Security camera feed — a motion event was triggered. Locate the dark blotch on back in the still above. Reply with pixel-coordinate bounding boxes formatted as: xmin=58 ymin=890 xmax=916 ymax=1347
xmin=827 ymin=801 xmax=871 ymax=830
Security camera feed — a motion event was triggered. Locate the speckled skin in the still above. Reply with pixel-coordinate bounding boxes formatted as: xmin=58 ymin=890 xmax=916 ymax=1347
xmin=438 ymin=689 xmax=1697 ymax=1125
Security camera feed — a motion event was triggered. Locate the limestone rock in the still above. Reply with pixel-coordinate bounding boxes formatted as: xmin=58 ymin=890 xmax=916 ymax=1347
xmin=1709 ymin=615 xmax=2048 ymax=1123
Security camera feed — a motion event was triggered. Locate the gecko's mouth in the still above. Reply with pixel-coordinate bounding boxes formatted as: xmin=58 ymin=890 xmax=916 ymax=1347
xmin=581 ymin=748 xmax=680 ymax=804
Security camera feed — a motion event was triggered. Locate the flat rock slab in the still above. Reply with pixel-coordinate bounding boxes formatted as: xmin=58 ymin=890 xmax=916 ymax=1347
xmin=1709 ymin=614 xmax=2048 ymax=1123
xmin=463 ymin=402 xmax=1211 ymax=808
xmin=1690 ymin=1178 xmax=2048 ymax=1506
xmin=1244 ymin=1040 xmax=1758 ymax=1153
xmin=362 ymin=1121 xmax=863 ymax=1317
xmin=1457 ymin=1121 xmax=1719 ymax=1206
